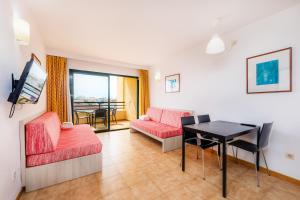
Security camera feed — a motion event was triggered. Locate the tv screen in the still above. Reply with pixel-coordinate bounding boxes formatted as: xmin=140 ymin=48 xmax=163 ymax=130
xmin=8 ymin=58 xmax=47 ymax=104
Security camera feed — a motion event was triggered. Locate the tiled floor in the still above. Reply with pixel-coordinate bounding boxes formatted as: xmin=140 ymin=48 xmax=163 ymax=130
xmin=88 ymin=120 xmax=131 ymax=131
xmin=20 ymin=130 xmax=300 ymax=200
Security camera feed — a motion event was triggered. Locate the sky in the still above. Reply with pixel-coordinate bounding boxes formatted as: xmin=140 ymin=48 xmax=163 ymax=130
xmin=73 ymin=74 xmax=117 ymax=100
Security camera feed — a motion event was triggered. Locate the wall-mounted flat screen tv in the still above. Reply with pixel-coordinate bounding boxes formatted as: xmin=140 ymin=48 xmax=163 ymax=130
xmin=8 ymin=58 xmax=47 ymax=104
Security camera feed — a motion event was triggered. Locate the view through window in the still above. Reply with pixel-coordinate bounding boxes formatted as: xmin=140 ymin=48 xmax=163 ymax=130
xmin=71 ymin=71 xmax=138 ymax=132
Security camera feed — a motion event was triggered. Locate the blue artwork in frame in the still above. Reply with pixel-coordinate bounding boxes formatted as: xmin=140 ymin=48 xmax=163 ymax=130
xmin=246 ymin=47 xmax=292 ymax=94
xmin=165 ymin=74 xmax=180 ymax=93
xmin=256 ymin=60 xmax=279 ymax=85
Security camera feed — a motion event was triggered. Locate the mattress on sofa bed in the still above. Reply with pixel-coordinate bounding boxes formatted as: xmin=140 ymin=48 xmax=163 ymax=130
xmin=26 ymin=124 xmax=102 ymax=167
xmin=131 ymin=120 xmax=182 ymax=139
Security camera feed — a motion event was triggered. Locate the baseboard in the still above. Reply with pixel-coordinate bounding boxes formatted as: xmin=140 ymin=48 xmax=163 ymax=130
xmin=16 ymin=187 xmax=25 ymax=200
xmin=207 ymin=149 xmax=300 ymax=186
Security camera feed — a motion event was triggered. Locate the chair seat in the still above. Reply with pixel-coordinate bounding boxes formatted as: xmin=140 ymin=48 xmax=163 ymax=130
xmin=200 ymin=140 xmax=218 ymax=149
xmin=229 ymin=139 xmax=258 ymax=153
xmin=185 ymin=137 xmax=218 ymax=150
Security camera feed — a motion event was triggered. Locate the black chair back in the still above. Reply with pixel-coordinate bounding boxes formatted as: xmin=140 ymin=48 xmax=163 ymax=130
xmin=197 ymin=114 xmax=212 ymax=139
xmin=95 ymin=108 xmax=107 ymax=118
xmin=258 ymin=122 xmax=273 ymax=149
xmin=181 ymin=116 xmax=197 ymax=144
xmin=197 ymin=114 xmax=210 ymax=123
xmin=181 ymin=116 xmax=195 ymax=126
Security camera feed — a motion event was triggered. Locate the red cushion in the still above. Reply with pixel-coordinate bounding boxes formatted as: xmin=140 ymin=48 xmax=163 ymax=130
xmin=131 ymin=120 xmax=182 ymax=139
xmin=26 ymin=112 xmax=61 ymax=155
xmin=160 ymin=109 xmax=190 ymax=128
xmin=146 ymin=107 xmax=163 ymax=122
xmin=26 ymin=125 xmax=102 ymax=167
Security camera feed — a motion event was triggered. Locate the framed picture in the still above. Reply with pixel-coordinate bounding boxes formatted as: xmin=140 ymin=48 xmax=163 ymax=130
xmin=31 ymin=53 xmax=41 ymax=65
xmin=246 ymin=47 xmax=292 ymax=94
xmin=165 ymin=74 xmax=180 ymax=93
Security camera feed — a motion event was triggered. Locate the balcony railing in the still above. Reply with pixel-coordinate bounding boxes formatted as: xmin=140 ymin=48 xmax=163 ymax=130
xmin=73 ymin=101 xmax=125 ymax=111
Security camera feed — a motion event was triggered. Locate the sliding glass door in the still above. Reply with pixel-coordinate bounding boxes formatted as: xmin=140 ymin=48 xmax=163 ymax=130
xmin=70 ymin=71 xmax=109 ymax=132
xmin=70 ymin=69 xmax=139 ymax=132
xmin=109 ymin=76 xmax=138 ymax=130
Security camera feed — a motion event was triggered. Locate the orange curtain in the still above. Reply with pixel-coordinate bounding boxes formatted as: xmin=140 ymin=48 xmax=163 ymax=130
xmin=139 ymin=69 xmax=150 ymax=115
xmin=46 ymin=55 xmax=68 ymax=122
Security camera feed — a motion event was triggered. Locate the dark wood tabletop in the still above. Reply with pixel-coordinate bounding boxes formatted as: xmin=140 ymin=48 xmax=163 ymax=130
xmin=184 ymin=120 xmax=258 ymax=140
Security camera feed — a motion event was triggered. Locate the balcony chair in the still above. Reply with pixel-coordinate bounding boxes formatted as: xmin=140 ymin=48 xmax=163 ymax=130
xmin=93 ymin=108 xmax=107 ymax=128
xmin=75 ymin=111 xmax=91 ymax=125
xmin=110 ymin=107 xmax=117 ymax=124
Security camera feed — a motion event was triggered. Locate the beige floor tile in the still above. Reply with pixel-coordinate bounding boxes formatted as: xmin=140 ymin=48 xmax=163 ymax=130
xmin=98 ymin=175 xmax=129 ymax=197
xmin=130 ymin=180 xmax=163 ymax=200
xmin=102 ymin=188 xmax=136 ymax=200
xmin=264 ymin=187 xmax=299 ymax=200
xmin=165 ymin=185 xmax=201 ymax=200
xmin=19 ymin=191 xmax=37 ymax=200
xmin=120 ymin=169 xmax=150 ymax=187
xmin=20 ymin=130 xmax=300 ymax=200
xmin=151 ymin=172 xmax=182 ymax=193
xmin=185 ymin=178 xmax=220 ymax=199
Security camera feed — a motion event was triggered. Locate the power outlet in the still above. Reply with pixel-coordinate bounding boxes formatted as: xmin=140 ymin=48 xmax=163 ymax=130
xmin=286 ymin=153 xmax=295 ymax=160
xmin=12 ymin=169 xmax=17 ymax=182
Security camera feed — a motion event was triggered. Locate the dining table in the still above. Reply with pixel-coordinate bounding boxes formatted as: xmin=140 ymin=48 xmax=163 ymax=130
xmin=74 ymin=107 xmax=117 ymax=127
xmin=182 ymin=120 xmax=259 ymax=198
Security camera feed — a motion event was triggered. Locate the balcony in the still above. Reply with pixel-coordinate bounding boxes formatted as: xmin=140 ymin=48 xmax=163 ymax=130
xmin=73 ymin=100 xmax=136 ymax=131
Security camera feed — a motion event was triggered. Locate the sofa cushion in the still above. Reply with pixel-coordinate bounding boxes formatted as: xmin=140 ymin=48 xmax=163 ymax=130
xmin=160 ymin=109 xmax=190 ymax=128
xmin=146 ymin=107 xmax=163 ymax=122
xmin=131 ymin=120 xmax=182 ymax=139
xmin=26 ymin=112 xmax=61 ymax=156
xmin=26 ymin=124 xmax=102 ymax=167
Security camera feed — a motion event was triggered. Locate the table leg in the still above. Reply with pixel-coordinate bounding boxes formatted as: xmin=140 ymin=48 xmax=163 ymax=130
xmin=256 ymin=128 xmax=260 ymax=171
xmin=256 ymin=150 xmax=260 ymax=171
xmin=222 ymin=140 xmax=227 ymax=198
xmin=182 ymin=132 xmax=185 ymax=171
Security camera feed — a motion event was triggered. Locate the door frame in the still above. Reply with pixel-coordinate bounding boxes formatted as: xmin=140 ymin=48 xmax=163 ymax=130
xmin=69 ymin=69 xmax=139 ymax=133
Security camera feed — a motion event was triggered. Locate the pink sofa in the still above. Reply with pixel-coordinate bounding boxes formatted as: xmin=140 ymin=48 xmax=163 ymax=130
xmin=130 ymin=107 xmax=190 ymax=152
xmin=26 ymin=112 xmax=102 ymax=167
xmin=22 ymin=112 xmax=102 ymax=191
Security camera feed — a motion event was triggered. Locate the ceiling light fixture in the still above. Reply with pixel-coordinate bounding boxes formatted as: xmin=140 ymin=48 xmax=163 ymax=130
xmin=206 ymin=34 xmax=225 ymax=54
xmin=206 ymin=19 xmax=225 ymax=54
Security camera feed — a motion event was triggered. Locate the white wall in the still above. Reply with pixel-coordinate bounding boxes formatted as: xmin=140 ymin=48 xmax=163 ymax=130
xmin=0 ymin=0 xmax=46 ymax=199
xmin=150 ymin=5 xmax=300 ymax=179
xmin=68 ymin=59 xmax=140 ymax=77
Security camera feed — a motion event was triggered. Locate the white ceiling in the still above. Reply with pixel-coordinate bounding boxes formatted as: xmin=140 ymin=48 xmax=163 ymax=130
xmin=26 ymin=0 xmax=300 ymax=66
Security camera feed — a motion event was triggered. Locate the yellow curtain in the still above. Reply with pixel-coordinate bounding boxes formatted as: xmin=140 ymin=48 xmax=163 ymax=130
xmin=139 ymin=69 xmax=150 ymax=115
xmin=46 ymin=55 xmax=68 ymax=122
xmin=124 ymin=77 xmax=137 ymax=120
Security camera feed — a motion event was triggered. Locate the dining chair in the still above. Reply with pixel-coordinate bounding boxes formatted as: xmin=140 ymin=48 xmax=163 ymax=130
xmin=197 ymin=114 xmax=211 ymax=124
xmin=75 ymin=111 xmax=91 ymax=125
xmin=197 ymin=114 xmax=222 ymax=169
xmin=181 ymin=116 xmax=220 ymax=180
xmin=94 ymin=108 xmax=107 ymax=128
xmin=229 ymin=122 xmax=273 ymax=187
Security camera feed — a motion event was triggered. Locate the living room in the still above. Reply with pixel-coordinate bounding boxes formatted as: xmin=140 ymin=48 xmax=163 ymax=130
xmin=1 ymin=0 xmax=300 ymax=200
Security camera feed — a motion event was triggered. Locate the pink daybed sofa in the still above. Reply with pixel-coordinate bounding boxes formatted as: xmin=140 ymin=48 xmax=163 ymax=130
xmin=21 ymin=112 xmax=102 ymax=191
xmin=130 ymin=107 xmax=190 ymax=152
